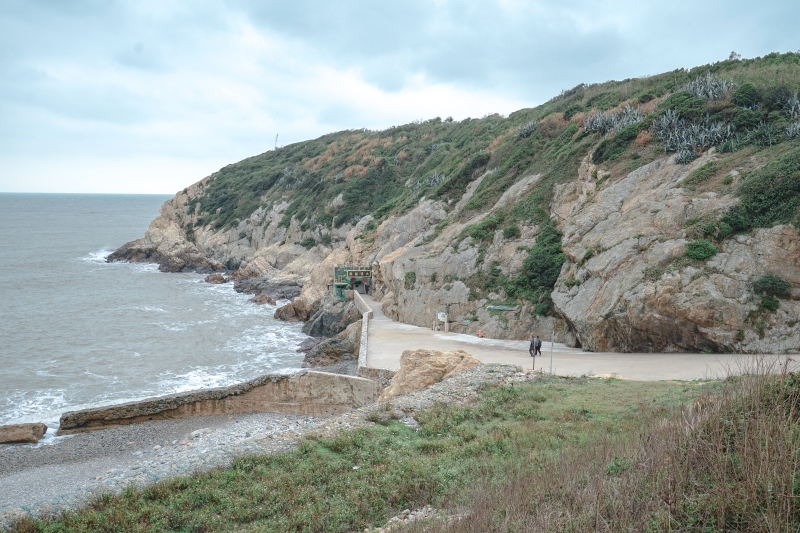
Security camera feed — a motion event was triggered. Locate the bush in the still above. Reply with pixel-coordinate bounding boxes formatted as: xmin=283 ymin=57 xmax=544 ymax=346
xmin=299 ymin=237 xmax=316 ymax=249
xmin=404 ymin=271 xmax=416 ymax=290
xmin=660 ymin=91 xmax=706 ymax=122
xmin=563 ymin=104 xmax=582 ymax=121
xmin=761 ymin=295 xmax=780 ymax=311
xmin=681 ymin=161 xmax=718 ymax=189
xmin=319 ymin=233 xmax=332 ymax=246
xmin=732 ymin=107 xmax=762 ymax=131
xmin=752 ymin=274 xmax=792 ymax=298
xmin=733 ymin=82 xmax=761 ymax=108
xmin=502 ymin=225 xmax=521 ymax=239
xmin=721 ymin=149 xmax=800 ymax=232
xmin=685 ymin=239 xmax=718 ymax=260
xmin=592 ymin=122 xmax=643 ymax=164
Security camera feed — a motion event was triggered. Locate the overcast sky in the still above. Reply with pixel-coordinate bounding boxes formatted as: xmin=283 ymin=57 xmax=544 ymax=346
xmin=1 ymin=0 xmax=798 ymax=194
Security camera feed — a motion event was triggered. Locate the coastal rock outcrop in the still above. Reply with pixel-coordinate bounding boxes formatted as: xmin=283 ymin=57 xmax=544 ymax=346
xmin=302 ymin=320 xmax=361 ymax=368
xmin=379 ymin=349 xmax=481 ymax=400
xmin=0 ymin=422 xmax=47 ymax=444
xmin=551 ymin=153 xmax=800 ymax=353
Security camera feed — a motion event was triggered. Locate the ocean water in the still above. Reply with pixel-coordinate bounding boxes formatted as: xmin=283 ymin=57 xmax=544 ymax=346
xmin=0 ymin=194 xmax=307 ymax=432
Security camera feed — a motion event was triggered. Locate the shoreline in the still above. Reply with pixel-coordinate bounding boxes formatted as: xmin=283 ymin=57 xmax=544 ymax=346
xmin=0 ymin=364 xmax=527 ymax=528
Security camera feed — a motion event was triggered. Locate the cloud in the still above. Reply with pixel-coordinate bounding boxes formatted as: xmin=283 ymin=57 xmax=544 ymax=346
xmin=0 ymin=0 xmax=798 ymax=193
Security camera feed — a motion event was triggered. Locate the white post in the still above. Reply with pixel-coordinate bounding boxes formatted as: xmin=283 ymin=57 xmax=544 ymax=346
xmin=550 ymin=330 xmax=554 ymax=374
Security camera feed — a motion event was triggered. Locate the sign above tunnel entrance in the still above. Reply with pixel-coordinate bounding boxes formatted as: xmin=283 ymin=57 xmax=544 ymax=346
xmin=334 ymin=265 xmax=372 ymax=301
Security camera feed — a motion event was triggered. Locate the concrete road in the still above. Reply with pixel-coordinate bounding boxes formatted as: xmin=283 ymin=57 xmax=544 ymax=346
xmin=363 ymin=295 xmax=796 ymax=381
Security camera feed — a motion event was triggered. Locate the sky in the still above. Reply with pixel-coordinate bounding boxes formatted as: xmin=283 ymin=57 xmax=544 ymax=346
xmin=1 ymin=1 xmax=799 ymax=194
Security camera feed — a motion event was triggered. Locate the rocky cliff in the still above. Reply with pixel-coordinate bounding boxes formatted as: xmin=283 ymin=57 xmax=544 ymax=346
xmin=111 ymin=54 xmax=800 ymax=353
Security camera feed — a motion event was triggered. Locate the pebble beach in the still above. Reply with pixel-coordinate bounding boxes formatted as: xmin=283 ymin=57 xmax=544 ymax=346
xmin=0 ymin=364 xmax=531 ymax=529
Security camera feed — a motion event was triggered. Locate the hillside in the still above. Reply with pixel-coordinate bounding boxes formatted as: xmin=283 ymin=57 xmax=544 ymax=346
xmin=111 ymin=52 xmax=800 ymax=353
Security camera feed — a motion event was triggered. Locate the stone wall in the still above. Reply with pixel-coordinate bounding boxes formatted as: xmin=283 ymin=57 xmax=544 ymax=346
xmin=57 ymin=371 xmax=381 ymax=435
xmin=354 ymin=291 xmax=372 ymax=371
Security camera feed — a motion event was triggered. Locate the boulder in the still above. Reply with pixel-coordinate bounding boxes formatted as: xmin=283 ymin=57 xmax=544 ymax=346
xmin=205 ymin=273 xmax=227 ymax=284
xmin=0 ymin=422 xmax=47 ymax=444
xmin=274 ymin=298 xmax=315 ymax=321
xmin=302 ymin=299 xmax=361 ymax=337
xmin=250 ymin=293 xmax=276 ymax=305
xmin=379 ymin=349 xmax=480 ymax=400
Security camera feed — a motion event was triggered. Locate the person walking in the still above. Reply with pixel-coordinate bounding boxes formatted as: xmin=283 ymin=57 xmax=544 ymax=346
xmin=534 ymin=335 xmax=543 ymax=356
xmin=529 ymin=335 xmax=537 ymax=357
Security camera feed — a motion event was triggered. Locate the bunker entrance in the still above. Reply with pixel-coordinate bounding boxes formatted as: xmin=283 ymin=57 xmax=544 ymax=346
xmin=334 ymin=266 xmax=372 ymax=301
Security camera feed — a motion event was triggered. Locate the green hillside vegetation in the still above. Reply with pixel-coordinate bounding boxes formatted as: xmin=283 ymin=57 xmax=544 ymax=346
xmin=11 ymin=368 xmax=799 ymax=532
xmin=185 ymin=52 xmax=800 ymax=313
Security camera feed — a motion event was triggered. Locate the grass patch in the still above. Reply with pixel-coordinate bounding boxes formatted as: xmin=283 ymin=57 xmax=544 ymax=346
xmin=9 ymin=377 xmax=703 ymax=533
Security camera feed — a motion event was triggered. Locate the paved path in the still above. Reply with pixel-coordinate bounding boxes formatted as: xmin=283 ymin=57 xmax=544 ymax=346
xmin=363 ymin=295 xmax=796 ymax=381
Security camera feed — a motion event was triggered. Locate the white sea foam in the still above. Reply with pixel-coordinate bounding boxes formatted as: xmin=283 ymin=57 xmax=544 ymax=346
xmin=83 ymin=248 xmax=113 ymax=263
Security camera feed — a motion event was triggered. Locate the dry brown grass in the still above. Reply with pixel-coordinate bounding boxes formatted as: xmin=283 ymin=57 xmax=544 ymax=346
xmin=422 ymin=358 xmax=800 ymax=533
xmin=634 ymin=130 xmax=653 ymax=146
xmin=487 ymin=132 xmax=509 ymax=151
xmin=343 ymin=165 xmax=368 ymax=179
xmin=539 ymin=113 xmax=567 ymax=138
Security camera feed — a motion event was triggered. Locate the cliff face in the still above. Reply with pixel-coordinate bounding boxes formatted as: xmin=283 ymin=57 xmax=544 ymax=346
xmin=552 ymin=153 xmax=800 ymax=353
xmin=112 ymin=146 xmax=800 ymax=354
xmin=110 ymin=55 xmax=800 ymax=353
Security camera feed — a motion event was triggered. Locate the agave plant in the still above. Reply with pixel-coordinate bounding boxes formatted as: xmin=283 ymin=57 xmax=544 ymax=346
xmin=516 ymin=120 xmax=539 ymax=139
xmin=746 ymin=121 xmax=782 ymax=147
xmin=786 ymin=121 xmax=800 ymax=139
xmin=785 ymin=92 xmax=800 ymax=119
xmin=683 ymin=72 xmax=736 ymax=101
xmin=674 ymin=149 xmax=696 ymax=164
xmin=652 ymin=109 xmax=733 ymax=162
xmin=410 ymin=170 xmax=448 ymax=191
xmin=584 ymin=104 xmax=643 ymax=136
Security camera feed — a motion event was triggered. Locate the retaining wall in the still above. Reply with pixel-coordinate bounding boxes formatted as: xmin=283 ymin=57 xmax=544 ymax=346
xmin=354 ymin=292 xmax=372 ymax=373
xmin=57 ymin=371 xmax=381 ymax=435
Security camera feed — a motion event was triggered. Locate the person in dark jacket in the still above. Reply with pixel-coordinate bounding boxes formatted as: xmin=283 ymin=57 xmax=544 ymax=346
xmin=534 ymin=335 xmax=543 ymax=356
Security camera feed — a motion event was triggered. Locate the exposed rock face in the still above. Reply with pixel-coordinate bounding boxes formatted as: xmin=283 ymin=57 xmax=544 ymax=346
xmin=302 ymin=320 xmax=361 ymax=368
xmin=205 ymin=273 xmax=226 ymax=284
xmin=0 ymin=423 xmax=47 ymax=444
xmin=112 ymin=147 xmax=800 ymax=354
xmin=379 ymin=349 xmax=481 ymax=400
xmin=551 ymin=153 xmax=800 ymax=353
xmin=302 ymin=298 xmax=361 ymax=337
xmin=233 ymin=277 xmax=301 ymax=303
xmin=274 ymin=298 xmax=316 ymax=322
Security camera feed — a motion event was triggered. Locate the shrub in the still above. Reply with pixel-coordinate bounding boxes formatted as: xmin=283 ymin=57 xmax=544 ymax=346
xmin=404 ymin=271 xmax=416 ymax=290
xmin=299 ymin=237 xmax=316 ymax=249
xmin=502 ymin=225 xmax=521 ymax=239
xmin=685 ymin=239 xmax=718 ymax=260
xmin=592 ymin=122 xmax=643 ymax=164
xmin=681 ymin=161 xmax=718 ymax=189
xmin=752 ymin=274 xmax=792 ymax=298
xmin=659 ymin=92 xmax=706 ymax=122
xmin=732 ymin=107 xmax=762 ymax=131
xmin=721 ymin=149 xmax=800 ymax=232
xmin=563 ymin=104 xmax=583 ymax=121
xmin=511 ymin=224 xmax=565 ymax=315
xmin=733 ymin=82 xmax=761 ymax=107
xmin=466 ymin=212 xmax=505 ymax=242
xmin=761 ymin=295 xmax=780 ymax=311
xmin=319 ymin=233 xmax=332 ymax=246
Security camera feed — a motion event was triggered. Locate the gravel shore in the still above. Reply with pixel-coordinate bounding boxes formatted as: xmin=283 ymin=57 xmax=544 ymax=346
xmin=0 ymin=364 xmax=529 ymax=529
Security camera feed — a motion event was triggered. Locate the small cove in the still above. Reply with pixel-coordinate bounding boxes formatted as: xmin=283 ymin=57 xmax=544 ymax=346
xmin=0 ymin=194 xmax=307 ymax=434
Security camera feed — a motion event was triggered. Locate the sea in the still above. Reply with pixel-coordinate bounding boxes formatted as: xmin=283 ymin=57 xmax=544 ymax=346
xmin=0 ymin=194 xmax=307 ymax=438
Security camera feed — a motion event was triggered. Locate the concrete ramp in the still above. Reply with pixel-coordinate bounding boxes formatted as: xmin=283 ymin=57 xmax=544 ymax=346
xmin=57 ymin=371 xmax=381 ymax=435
